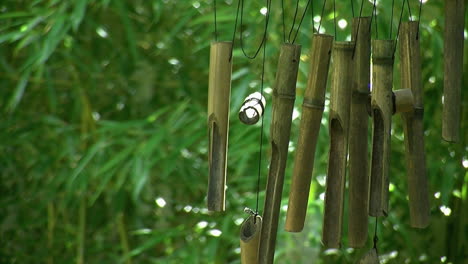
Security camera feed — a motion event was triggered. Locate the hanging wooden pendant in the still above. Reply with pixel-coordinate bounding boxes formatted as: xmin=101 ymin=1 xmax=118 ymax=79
xmin=207 ymin=41 xmax=233 ymax=212
xmin=369 ymin=40 xmax=394 ymax=217
xmin=399 ymin=21 xmax=430 ymax=228
xmin=239 ymin=92 xmax=266 ymax=125
xmin=348 ymin=16 xmax=372 ymax=248
xmin=285 ymin=33 xmax=333 ymax=232
xmin=442 ymin=0 xmax=465 ymax=142
xmin=240 ymin=213 xmax=262 ymax=264
xmin=322 ymin=41 xmax=354 ymax=249
xmin=258 ymin=43 xmax=301 ymax=264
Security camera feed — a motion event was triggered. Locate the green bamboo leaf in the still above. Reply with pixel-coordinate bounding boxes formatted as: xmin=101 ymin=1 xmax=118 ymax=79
xmin=71 ymin=0 xmax=88 ymax=31
xmin=5 ymin=68 xmax=31 ymax=113
xmin=66 ymin=141 xmax=105 ymax=190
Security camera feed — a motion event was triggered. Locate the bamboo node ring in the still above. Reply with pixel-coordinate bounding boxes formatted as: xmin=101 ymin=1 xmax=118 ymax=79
xmin=302 ymin=98 xmax=324 ymax=109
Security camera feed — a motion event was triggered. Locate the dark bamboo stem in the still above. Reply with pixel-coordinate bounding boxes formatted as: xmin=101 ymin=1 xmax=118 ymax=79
xmin=322 ymin=41 xmax=354 ymax=249
xmin=442 ymin=0 xmax=465 ymax=142
xmin=285 ymin=34 xmax=333 ymax=232
xmin=240 ymin=215 xmax=262 ymax=264
xmin=259 ymin=43 xmax=301 ymax=264
xmin=400 ymin=21 xmax=430 ymax=228
xmin=348 ymin=17 xmax=371 ymax=248
xmin=207 ymin=41 xmax=233 ymax=211
xmin=369 ymin=40 xmax=394 ymax=217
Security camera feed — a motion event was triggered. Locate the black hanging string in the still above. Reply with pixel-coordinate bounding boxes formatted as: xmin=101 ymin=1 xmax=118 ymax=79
xmin=281 ymin=0 xmax=313 ymax=43
xmin=229 ymin=0 xmax=242 ymax=61
xmin=288 ymin=0 xmax=301 ymax=42
xmin=416 ymin=0 xmax=423 ymax=39
xmin=291 ymin=0 xmax=313 ymax=43
xmin=317 ymin=0 xmax=328 ymax=33
xmin=351 ymin=0 xmax=365 ymax=58
xmin=282 ymin=0 xmax=287 ymax=42
xmin=372 ymin=0 xmax=378 ymax=39
xmin=311 ymin=0 xmax=316 ymax=32
xmin=390 ymin=0 xmax=395 ymax=39
xmin=393 ymin=0 xmax=407 ymax=55
xmin=255 ymin=30 xmax=268 ymax=218
xmin=333 ymin=0 xmax=337 ymax=39
xmin=368 ymin=0 xmax=375 ymax=35
xmin=239 ymin=0 xmax=272 ymax=59
xmin=406 ymin=0 xmax=413 ymax=20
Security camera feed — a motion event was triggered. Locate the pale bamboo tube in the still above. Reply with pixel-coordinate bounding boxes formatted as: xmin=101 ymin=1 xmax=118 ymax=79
xmin=348 ymin=16 xmax=372 ymax=248
xmin=258 ymin=43 xmax=301 ymax=264
xmin=369 ymin=40 xmax=394 ymax=217
xmin=322 ymin=41 xmax=354 ymax=249
xmin=400 ymin=21 xmax=430 ymax=228
xmin=443 ymin=0 xmax=465 ymax=142
xmin=285 ymin=34 xmax=333 ymax=232
xmin=240 ymin=215 xmax=262 ymax=264
xmin=207 ymin=41 xmax=233 ymax=212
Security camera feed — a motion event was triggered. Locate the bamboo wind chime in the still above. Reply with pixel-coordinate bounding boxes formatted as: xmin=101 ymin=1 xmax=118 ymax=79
xmin=286 ymin=33 xmax=333 ymax=233
xmin=348 ymin=16 xmax=372 ymax=248
xmin=207 ymin=41 xmax=233 ymax=212
xmin=206 ymin=0 xmax=434 ymax=261
xmin=322 ymin=41 xmax=355 ymax=248
xmin=259 ymin=44 xmax=301 ymax=264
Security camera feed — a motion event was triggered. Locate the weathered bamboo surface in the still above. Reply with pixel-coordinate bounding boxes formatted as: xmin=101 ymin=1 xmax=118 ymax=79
xmin=400 ymin=21 xmax=430 ymax=228
xmin=259 ymin=43 xmax=301 ymax=264
xmin=359 ymin=248 xmax=379 ymax=264
xmin=369 ymin=40 xmax=394 ymax=217
xmin=393 ymin=88 xmax=414 ymax=114
xmin=240 ymin=215 xmax=262 ymax=264
xmin=348 ymin=16 xmax=371 ymax=248
xmin=285 ymin=34 xmax=333 ymax=233
xmin=322 ymin=41 xmax=354 ymax=249
xmin=207 ymin=41 xmax=233 ymax=212
xmin=443 ymin=0 xmax=465 ymax=142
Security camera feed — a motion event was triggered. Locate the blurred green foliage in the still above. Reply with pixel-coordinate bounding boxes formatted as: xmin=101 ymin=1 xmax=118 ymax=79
xmin=0 ymin=0 xmax=466 ymax=263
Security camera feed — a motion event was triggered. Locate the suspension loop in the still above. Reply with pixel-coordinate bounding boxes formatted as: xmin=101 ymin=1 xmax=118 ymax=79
xmin=239 ymin=92 xmax=267 ymax=125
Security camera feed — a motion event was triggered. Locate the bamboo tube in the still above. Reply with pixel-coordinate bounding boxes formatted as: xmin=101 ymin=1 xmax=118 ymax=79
xmin=348 ymin=16 xmax=372 ymax=248
xmin=207 ymin=41 xmax=233 ymax=212
xmin=322 ymin=41 xmax=354 ymax=249
xmin=400 ymin=21 xmax=430 ymax=228
xmin=285 ymin=34 xmax=333 ymax=232
xmin=369 ymin=40 xmax=394 ymax=217
xmin=258 ymin=43 xmax=301 ymax=264
xmin=359 ymin=248 xmax=379 ymax=264
xmin=443 ymin=0 xmax=465 ymax=142
xmin=240 ymin=214 xmax=262 ymax=264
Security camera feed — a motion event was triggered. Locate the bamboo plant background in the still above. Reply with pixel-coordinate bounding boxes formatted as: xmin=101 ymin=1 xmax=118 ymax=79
xmin=0 ymin=0 xmax=466 ymax=263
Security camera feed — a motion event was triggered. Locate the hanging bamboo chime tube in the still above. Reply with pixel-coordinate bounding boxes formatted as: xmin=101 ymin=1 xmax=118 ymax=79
xmin=369 ymin=40 xmax=394 ymax=217
xmin=240 ymin=214 xmax=262 ymax=264
xmin=399 ymin=21 xmax=430 ymax=228
xmin=442 ymin=0 xmax=465 ymax=142
xmin=285 ymin=34 xmax=334 ymax=232
xmin=259 ymin=43 xmax=301 ymax=264
xmin=322 ymin=41 xmax=354 ymax=249
xmin=348 ymin=16 xmax=372 ymax=248
xmin=207 ymin=41 xmax=233 ymax=212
